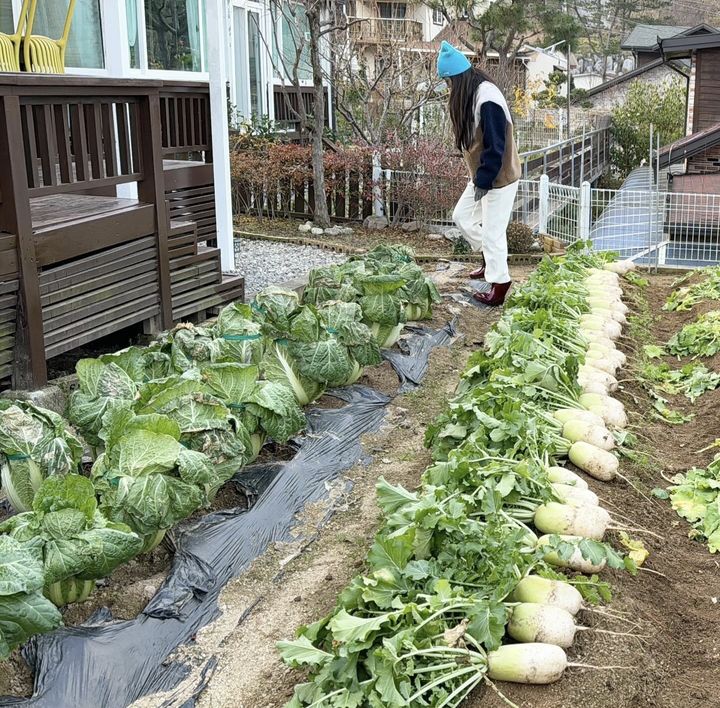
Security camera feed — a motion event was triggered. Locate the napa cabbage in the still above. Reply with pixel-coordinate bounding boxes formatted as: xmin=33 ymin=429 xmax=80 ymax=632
xmin=213 ymin=302 xmax=265 ymax=364
xmin=0 ymin=400 xmax=83 ymax=512
xmin=67 ymin=358 xmax=137 ymax=447
xmin=91 ymin=410 xmax=217 ymax=550
xmin=0 ymin=535 xmax=62 ymax=658
xmin=134 ymin=376 xmax=254 ymax=488
xmin=0 ymin=474 xmax=143 ymax=606
xmin=201 ymin=362 xmax=305 ymax=458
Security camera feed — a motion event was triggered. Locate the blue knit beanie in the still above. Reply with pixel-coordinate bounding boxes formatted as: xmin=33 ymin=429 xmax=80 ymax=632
xmin=437 ymin=40 xmax=472 ymax=78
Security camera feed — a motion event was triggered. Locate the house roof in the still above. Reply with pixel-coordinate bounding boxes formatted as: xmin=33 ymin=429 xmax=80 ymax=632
xmin=621 ymin=24 xmax=689 ymax=51
xmin=580 ymin=57 xmax=687 ymax=100
xmin=658 ymin=122 xmax=720 ymax=168
xmin=431 ymin=21 xmax=473 ymax=52
xmin=660 ymin=27 xmax=720 ymax=59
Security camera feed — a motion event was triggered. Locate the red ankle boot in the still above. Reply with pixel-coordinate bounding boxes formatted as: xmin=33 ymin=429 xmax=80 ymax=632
xmin=468 ymin=264 xmax=486 ymax=279
xmin=472 ymin=281 xmax=512 ymax=306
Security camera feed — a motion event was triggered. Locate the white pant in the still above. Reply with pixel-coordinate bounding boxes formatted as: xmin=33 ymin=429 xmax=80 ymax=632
xmin=452 ymin=180 xmax=519 ymax=284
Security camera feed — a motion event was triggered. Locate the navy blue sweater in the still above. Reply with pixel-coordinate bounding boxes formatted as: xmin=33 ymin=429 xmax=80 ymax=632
xmin=473 ymin=101 xmax=508 ymax=191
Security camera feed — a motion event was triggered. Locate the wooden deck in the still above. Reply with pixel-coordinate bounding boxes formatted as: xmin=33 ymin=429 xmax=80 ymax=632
xmin=0 ymin=76 xmax=243 ymax=391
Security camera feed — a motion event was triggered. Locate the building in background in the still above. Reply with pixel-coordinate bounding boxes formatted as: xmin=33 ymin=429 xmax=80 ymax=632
xmin=621 ymin=24 xmax=691 ymax=69
xmin=659 ymin=27 xmax=720 ymax=195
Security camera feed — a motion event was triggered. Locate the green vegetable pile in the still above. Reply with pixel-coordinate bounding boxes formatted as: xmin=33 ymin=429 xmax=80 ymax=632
xmin=659 ymin=448 xmax=720 ymax=553
xmin=663 ymin=267 xmax=720 ymax=312
xmin=667 ymin=310 xmax=720 ymax=358
xmin=652 ymin=273 xmax=720 ymax=550
xmin=640 ymin=361 xmax=720 ymax=403
xmin=303 ymin=245 xmax=442 ymax=348
xmin=278 ymin=244 xmax=638 ymax=707
xmin=0 ymin=245 xmax=443 ymax=659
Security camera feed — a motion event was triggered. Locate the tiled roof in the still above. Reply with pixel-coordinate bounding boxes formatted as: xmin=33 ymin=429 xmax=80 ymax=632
xmin=621 ymin=24 xmax=689 ymax=50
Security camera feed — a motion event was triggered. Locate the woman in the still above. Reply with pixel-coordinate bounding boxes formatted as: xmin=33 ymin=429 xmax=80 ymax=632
xmin=437 ymin=41 xmax=521 ymax=306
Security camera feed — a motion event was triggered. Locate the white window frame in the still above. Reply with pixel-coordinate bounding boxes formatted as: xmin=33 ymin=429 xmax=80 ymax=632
xmin=432 ymin=8 xmax=444 ymax=25
xmin=230 ymin=0 xmax=271 ymax=123
xmin=9 ymin=0 xmax=107 ymax=75
xmin=123 ymin=0 xmax=210 ymax=80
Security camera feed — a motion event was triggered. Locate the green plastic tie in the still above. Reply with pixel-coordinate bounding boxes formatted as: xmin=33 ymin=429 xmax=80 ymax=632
xmin=223 ymin=334 xmax=263 ymax=342
xmin=5 ymin=453 xmax=30 ymax=461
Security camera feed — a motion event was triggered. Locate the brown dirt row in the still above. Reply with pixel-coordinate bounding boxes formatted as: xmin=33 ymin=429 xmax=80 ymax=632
xmin=475 ymin=274 xmax=720 ymax=708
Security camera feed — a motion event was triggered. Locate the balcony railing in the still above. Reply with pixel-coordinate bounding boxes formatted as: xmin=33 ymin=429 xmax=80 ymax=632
xmin=348 ymin=17 xmax=423 ymax=43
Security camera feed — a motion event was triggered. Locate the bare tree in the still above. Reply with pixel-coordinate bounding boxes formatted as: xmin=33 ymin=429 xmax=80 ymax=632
xmin=263 ymin=0 xmax=344 ymax=227
xmin=330 ymin=28 xmax=443 ymax=146
xmin=568 ymin=0 xmax=672 ymax=80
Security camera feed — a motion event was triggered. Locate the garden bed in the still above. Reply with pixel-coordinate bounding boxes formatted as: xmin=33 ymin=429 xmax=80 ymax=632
xmin=187 ymin=272 xmax=720 ymax=708
xmin=0 ymin=260 xmax=523 ymax=704
xmin=7 ymin=263 xmax=719 ymax=708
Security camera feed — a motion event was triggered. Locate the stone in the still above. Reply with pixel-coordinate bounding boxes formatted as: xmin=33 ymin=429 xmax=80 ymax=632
xmin=426 ymin=233 xmax=444 ymax=241
xmin=311 ymin=227 xmax=324 ymax=235
xmin=401 ymin=220 xmax=421 ymax=233
xmin=621 ymin=57 xmax=634 ymax=73
xmin=1 ymin=384 xmax=68 ymax=415
xmin=443 ymin=227 xmax=463 ymax=243
xmin=298 ymin=222 xmax=313 ymax=233
xmin=363 ymin=215 xmax=388 ymax=230
xmin=339 ymin=226 xmax=354 ymax=235
xmin=324 ymin=226 xmax=346 ymax=237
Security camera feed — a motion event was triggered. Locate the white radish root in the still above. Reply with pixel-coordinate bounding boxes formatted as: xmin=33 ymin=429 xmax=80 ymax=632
xmin=553 ymin=408 xmax=605 ymax=428
xmin=508 ymin=603 xmax=578 ymax=648
xmin=546 ymin=466 xmax=589 ymax=489
xmin=534 ymin=502 xmax=611 ymax=540
xmin=552 ymin=482 xmax=600 ymax=507
xmin=569 ymin=441 xmax=619 ymax=481
xmin=487 ymin=643 xmax=568 ymax=685
xmin=562 ymin=420 xmax=615 ymax=451
xmin=512 ymin=575 xmax=584 ymax=615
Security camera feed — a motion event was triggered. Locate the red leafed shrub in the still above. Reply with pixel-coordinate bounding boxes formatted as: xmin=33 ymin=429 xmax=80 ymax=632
xmin=381 ymin=138 xmax=467 ymax=226
xmin=230 ymin=141 xmax=374 ymax=219
xmin=230 ymin=137 xmax=466 ymax=225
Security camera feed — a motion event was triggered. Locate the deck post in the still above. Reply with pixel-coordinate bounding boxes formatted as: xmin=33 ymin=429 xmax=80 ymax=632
xmin=137 ymin=92 xmax=174 ymax=329
xmin=0 ymin=96 xmax=47 ymax=388
xmin=206 ymin=0 xmax=235 ymax=271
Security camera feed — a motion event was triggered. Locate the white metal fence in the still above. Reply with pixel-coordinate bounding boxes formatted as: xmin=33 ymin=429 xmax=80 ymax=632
xmin=517 ymin=173 xmax=720 ymax=268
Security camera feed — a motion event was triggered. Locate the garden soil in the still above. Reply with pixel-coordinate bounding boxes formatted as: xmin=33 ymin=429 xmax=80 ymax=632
xmin=7 ymin=266 xmax=720 ymax=708
xmin=184 ymin=272 xmax=720 ymax=708
xmin=476 ymin=275 xmax=720 ymax=708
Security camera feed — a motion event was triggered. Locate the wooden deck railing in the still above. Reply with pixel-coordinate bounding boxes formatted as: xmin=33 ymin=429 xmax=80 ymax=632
xmin=0 ymin=75 xmax=241 ymax=391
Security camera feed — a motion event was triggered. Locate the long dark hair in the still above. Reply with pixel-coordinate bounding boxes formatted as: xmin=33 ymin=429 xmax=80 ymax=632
xmin=448 ymin=66 xmax=496 ymax=152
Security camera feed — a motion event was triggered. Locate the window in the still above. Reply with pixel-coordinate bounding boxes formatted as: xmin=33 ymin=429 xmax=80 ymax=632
xmin=33 ymin=0 xmax=105 ymax=68
xmin=432 ymin=8 xmax=444 ymax=25
xmin=272 ymin=2 xmax=312 ymax=83
xmin=0 ymin=0 xmax=13 ymax=33
xmin=144 ymin=0 xmax=205 ymax=72
xmin=247 ymin=11 xmax=262 ymax=117
xmin=232 ymin=6 xmax=265 ymax=122
xmin=126 ymin=0 xmax=140 ymax=69
xmin=378 ymin=2 xmax=406 ymax=19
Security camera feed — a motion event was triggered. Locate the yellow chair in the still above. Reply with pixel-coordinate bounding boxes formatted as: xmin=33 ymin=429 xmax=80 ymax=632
xmin=24 ymin=0 xmax=77 ymax=73
xmin=0 ymin=0 xmax=32 ymax=72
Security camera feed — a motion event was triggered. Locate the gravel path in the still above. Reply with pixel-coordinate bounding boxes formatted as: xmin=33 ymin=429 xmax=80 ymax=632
xmin=231 ymin=238 xmax=346 ymax=299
